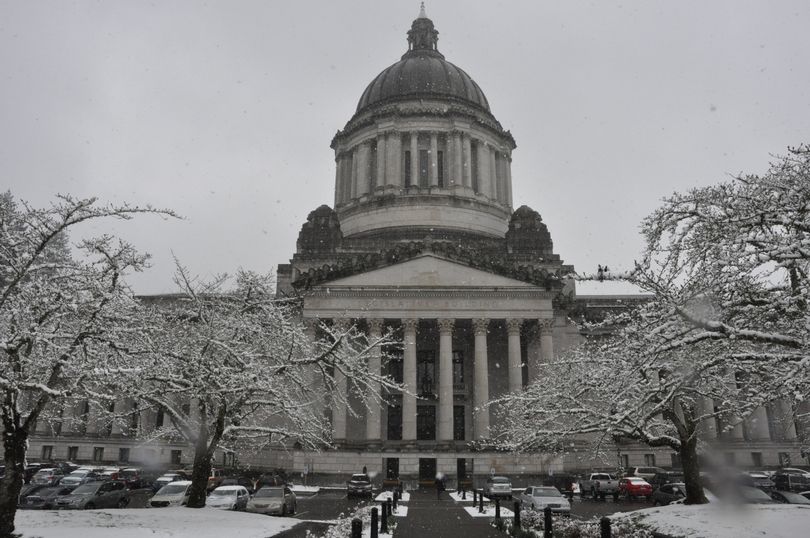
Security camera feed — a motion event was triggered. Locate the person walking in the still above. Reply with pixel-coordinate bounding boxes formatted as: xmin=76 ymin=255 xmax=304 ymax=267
xmin=435 ymin=475 xmax=444 ymax=500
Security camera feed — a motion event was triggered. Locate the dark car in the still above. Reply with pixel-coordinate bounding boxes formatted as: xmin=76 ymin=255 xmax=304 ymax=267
xmin=220 ymin=476 xmax=256 ymax=494
xmin=118 ymin=468 xmax=142 ymax=489
xmin=770 ymin=490 xmax=810 ymax=505
xmin=772 ymin=472 xmax=810 ymax=492
xmin=543 ymin=473 xmax=580 ymax=499
xmin=54 ymin=480 xmax=129 ymax=509
xmin=649 ymin=471 xmax=684 ymax=489
xmin=18 ymin=484 xmax=49 ymax=503
xmin=23 ymin=463 xmax=46 ymax=484
xmin=19 ymin=486 xmax=76 ymax=509
xmin=650 ymin=482 xmax=686 ymax=505
xmin=347 ymin=474 xmax=373 ymax=498
xmin=739 ymin=472 xmax=775 ymax=491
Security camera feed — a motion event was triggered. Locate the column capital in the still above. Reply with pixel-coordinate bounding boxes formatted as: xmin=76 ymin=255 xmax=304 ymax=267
xmin=367 ymin=318 xmax=384 ymax=334
xmin=505 ymin=318 xmax=523 ymax=334
xmin=402 ymin=318 xmax=419 ymax=332
xmin=437 ymin=318 xmax=455 ymax=334
xmin=538 ymin=318 xmax=554 ymax=334
xmin=472 ymin=318 xmax=489 ymax=335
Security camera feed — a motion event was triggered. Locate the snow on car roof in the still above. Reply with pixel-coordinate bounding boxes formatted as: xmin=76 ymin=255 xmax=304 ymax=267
xmin=215 ymin=485 xmax=246 ymax=491
xmin=627 ymin=477 xmax=648 ymax=482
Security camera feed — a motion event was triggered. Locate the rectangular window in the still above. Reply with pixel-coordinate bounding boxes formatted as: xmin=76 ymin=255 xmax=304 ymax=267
xmin=170 ymin=450 xmax=182 ymax=465
xmin=93 ymin=447 xmax=105 ymax=462
xmin=223 ymin=452 xmax=236 ymax=468
xmin=385 ymin=458 xmax=400 ymax=480
xmin=751 ymin=452 xmax=763 ymax=467
xmin=155 ymin=407 xmax=165 ymax=428
xmin=387 ymin=353 xmax=403 ymax=384
xmin=418 ymin=149 xmax=429 ymax=186
xmin=387 ymin=400 xmax=402 ymax=440
xmin=416 ymin=350 xmax=436 ymax=397
xmin=452 ymin=351 xmax=464 ymax=391
xmin=453 ymin=405 xmax=465 ymax=441
xmin=77 ymin=401 xmax=90 ymax=435
xmin=404 ymin=151 xmax=412 ymax=186
xmin=119 ymin=448 xmax=130 ymax=463
xmin=437 ymin=150 xmax=444 ymax=187
xmin=41 ymin=445 xmax=53 ymax=460
xmin=416 ymin=405 xmax=436 ymax=440
xmin=670 ymin=453 xmax=682 ymax=468
xmin=621 ymin=454 xmax=630 ymax=471
xmin=644 ymin=454 xmax=656 ymax=467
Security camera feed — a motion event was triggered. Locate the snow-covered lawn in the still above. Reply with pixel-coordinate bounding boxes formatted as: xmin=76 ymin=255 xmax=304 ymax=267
xmin=14 ymin=507 xmax=298 ymax=538
xmin=463 ymin=505 xmax=514 ymax=518
xmin=615 ymin=503 xmax=810 ymax=538
xmin=374 ymin=491 xmax=410 ymax=502
xmin=291 ymin=485 xmax=320 ymax=494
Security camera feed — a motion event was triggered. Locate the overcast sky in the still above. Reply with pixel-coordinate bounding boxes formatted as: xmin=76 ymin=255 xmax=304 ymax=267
xmin=2 ymin=1 xmax=808 ymax=294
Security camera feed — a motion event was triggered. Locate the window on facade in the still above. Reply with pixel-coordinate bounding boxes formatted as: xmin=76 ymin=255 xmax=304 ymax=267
xmin=452 ymin=351 xmax=464 ymax=390
xmin=620 ymin=454 xmax=630 ymax=471
xmin=387 ymin=355 xmax=403 ymax=384
xmin=77 ymin=400 xmax=90 ymax=435
xmin=223 ymin=452 xmax=236 ymax=467
xmin=387 ymin=401 xmax=402 ymax=440
xmin=370 ymin=142 xmax=378 ymax=189
xmin=470 ymin=143 xmax=479 ymax=192
xmin=418 ymin=149 xmax=429 ymax=186
xmin=417 ymin=350 xmax=436 ymax=397
xmin=155 ymin=407 xmax=165 ymax=428
xmin=643 ymin=454 xmax=656 ymax=467
xmin=453 ymin=405 xmax=465 ymax=441
xmin=67 ymin=446 xmax=79 ymax=461
xmin=765 ymin=405 xmax=780 ymax=440
xmin=170 ymin=450 xmax=182 ymax=465
xmin=417 ymin=405 xmax=436 ymax=440
xmin=41 ymin=445 xmax=53 ymax=460
xmin=129 ymin=402 xmax=140 ymax=436
xmin=385 ymin=458 xmax=400 ymax=479
xmin=404 ymin=151 xmax=412 ymax=186
xmin=751 ymin=452 xmax=763 ymax=467
xmin=93 ymin=447 xmax=105 ymax=462
xmin=670 ymin=453 xmax=681 ymax=468
xmin=119 ymin=448 xmax=130 ymax=463
xmin=437 ymin=150 xmax=444 ymax=187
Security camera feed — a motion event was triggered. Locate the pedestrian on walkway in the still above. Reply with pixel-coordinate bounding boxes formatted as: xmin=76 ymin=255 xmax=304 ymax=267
xmin=435 ymin=475 xmax=444 ymax=500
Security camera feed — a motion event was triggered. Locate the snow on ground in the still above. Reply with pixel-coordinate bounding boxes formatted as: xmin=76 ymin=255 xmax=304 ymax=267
xmin=290 ymin=485 xmax=320 ymax=494
xmin=15 ymin=507 xmax=298 ymax=538
xmin=463 ymin=506 xmax=514 ymax=518
xmin=614 ymin=503 xmax=810 ymax=538
xmin=449 ymin=491 xmax=490 ymax=502
xmin=375 ymin=491 xmax=410 ymax=502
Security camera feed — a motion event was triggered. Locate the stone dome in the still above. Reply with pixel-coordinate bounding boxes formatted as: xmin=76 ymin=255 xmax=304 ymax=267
xmin=355 ymin=9 xmax=490 ymax=114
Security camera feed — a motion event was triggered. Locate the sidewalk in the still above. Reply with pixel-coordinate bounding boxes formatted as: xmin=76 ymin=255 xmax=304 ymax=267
xmin=392 ymin=488 xmax=505 ymax=538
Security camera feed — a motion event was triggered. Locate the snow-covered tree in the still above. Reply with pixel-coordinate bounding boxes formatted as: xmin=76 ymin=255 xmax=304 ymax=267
xmin=495 ymin=145 xmax=810 ymax=505
xmin=122 ymin=262 xmax=398 ymax=508
xmin=0 ymin=193 xmax=173 ymax=536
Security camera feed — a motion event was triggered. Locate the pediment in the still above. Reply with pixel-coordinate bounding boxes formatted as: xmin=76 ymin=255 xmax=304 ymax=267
xmin=321 ymin=254 xmax=536 ymax=288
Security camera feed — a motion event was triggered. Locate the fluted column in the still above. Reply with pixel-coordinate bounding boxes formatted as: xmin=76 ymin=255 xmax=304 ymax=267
xmin=539 ymin=318 xmax=554 ymax=364
xmin=462 ymin=134 xmax=472 ymax=188
xmin=376 ymin=134 xmax=387 ymax=189
xmin=386 ymin=132 xmax=402 ymax=187
xmin=476 ymin=141 xmax=491 ymax=197
xmin=409 ymin=132 xmax=419 ymax=187
xmin=357 ymin=142 xmax=371 ymax=196
xmin=331 ymin=319 xmax=350 ymax=443
xmin=473 ymin=318 xmax=490 ymax=440
xmin=506 ymin=319 xmax=523 ymax=393
xmin=334 ymin=154 xmax=341 ymax=206
xmin=402 ymin=318 xmax=418 ymax=442
xmin=746 ymin=406 xmax=772 ymax=440
xmin=489 ymin=146 xmax=498 ymax=200
xmin=505 ymin=155 xmax=513 ymax=207
xmin=452 ymin=131 xmax=463 ymax=186
xmin=366 ymin=319 xmax=384 ymax=444
xmin=437 ymin=319 xmax=455 ymax=443
xmin=429 ymin=132 xmax=439 ymax=187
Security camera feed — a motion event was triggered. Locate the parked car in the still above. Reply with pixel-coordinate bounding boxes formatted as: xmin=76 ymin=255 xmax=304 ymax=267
xmin=152 ymin=473 xmax=186 ymax=493
xmin=246 ymin=486 xmax=297 ymax=516
xmin=207 ymin=485 xmax=250 ymax=511
xmin=59 ymin=470 xmax=102 ymax=487
xmin=484 ymin=476 xmax=513 ymax=500
xmin=798 ymin=490 xmax=810 ymax=501
xmin=579 ymin=473 xmax=620 ymax=500
xmin=624 ymin=467 xmax=665 ymax=481
xmin=772 ymin=471 xmax=810 ymax=492
xmin=542 ymin=473 xmax=580 ymax=499
xmin=18 ymin=484 xmax=49 ymax=503
xmin=19 ymin=486 xmax=76 ymax=509
xmin=207 ymin=468 xmax=226 ymax=492
xmin=740 ymin=472 xmax=775 ymax=491
xmin=119 ymin=468 xmax=142 ymax=489
xmin=779 ymin=468 xmax=810 ymax=478
xmin=618 ymin=477 xmax=653 ymax=499
xmin=54 ymin=480 xmax=129 ymax=509
xmin=770 ymin=490 xmax=810 ymax=505
xmin=518 ymin=486 xmax=571 ymax=514
xmin=220 ymin=476 xmax=256 ymax=494
xmin=650 ymin=483 xmax=686 ymax=505
xmin=347 ymin=473 xmax=373 ymax=498
xmin=31 ymin=468 xmax=64 ymax=486
xmin=649 ymin=471 xmax=684 ymax=489
xmin=737 ymin=485 xmax=776 ymax=504
xmin=150 ymin=480 xmax=192 ymax=507
xmin=24 ymin=463 xmax=46 ymax=484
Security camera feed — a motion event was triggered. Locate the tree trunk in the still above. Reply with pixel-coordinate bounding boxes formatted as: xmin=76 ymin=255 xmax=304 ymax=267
xmin=0 ymin=419 xmax=27 ymax=537
xmin=186 ymin=421 xmax=214 ymax=508
xmin=679 ymin=434 xmax=707 ymax=504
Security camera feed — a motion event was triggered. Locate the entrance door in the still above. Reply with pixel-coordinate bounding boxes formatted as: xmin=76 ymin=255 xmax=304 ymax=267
xmin=419 ymin=458 xmax=437 ymax=483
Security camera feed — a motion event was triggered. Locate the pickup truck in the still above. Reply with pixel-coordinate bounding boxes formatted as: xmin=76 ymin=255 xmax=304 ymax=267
xmin=579 ymin=473 xmax=620 ymax=500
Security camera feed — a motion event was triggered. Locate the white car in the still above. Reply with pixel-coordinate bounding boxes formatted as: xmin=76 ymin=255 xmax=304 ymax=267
xmin=150 ymin=480 xmax=192 ymax=507
xmin=519 ymin=486 xmax=571 ymax=514
xmin=207 ymin=485 xmax=250 ymax=511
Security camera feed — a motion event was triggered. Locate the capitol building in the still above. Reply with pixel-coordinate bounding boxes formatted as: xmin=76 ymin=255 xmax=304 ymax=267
xmin=20 ymin=7 xmax=807 ymax=483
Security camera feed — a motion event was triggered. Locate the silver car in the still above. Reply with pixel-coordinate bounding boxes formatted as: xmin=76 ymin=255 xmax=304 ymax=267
xmin=485 ymin=476 xmax=513 ymax=500
xmin=206 ymin=485 xmax=250 ymax=511
xmin=519 ymin=486 xmax=571 ymax=514
xmin=246 ymin=486 xmax=296 ymax=516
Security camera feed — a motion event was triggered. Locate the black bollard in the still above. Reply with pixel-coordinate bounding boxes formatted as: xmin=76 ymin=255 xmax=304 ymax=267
xmin=392 ymin=490 xmax=398 ymax=513
xmin=600 ymin=516 xmax=612 ymax=538
xmin=371 ymin=507 xmax=379 ymax=538
xmin=495 ymin=498 xmax=501 ymax=521
xmin=514 ymin=500 xmax=521 ymax=529
xmin=543 ymin=506 xmax=553 ymax=538
xmin=478 ymin=490 xmax=484 ymax=513
xmin=381 ymin=501 xmax=389 ymax=533
xmin=472 ymin=488 xmax=477 ymax=503
xmin=351 ymin=518 xmax=362 ymax=538
xmin=462 ymin=485 xmax=466 ymax=500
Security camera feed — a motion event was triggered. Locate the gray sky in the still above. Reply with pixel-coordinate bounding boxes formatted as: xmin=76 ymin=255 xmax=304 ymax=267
xmin=2 ymin=1 xmax=808 ymax=294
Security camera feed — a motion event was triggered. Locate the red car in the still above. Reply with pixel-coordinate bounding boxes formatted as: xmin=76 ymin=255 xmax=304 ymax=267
xmin=619 ymin=477 xmax=653 ymax=499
